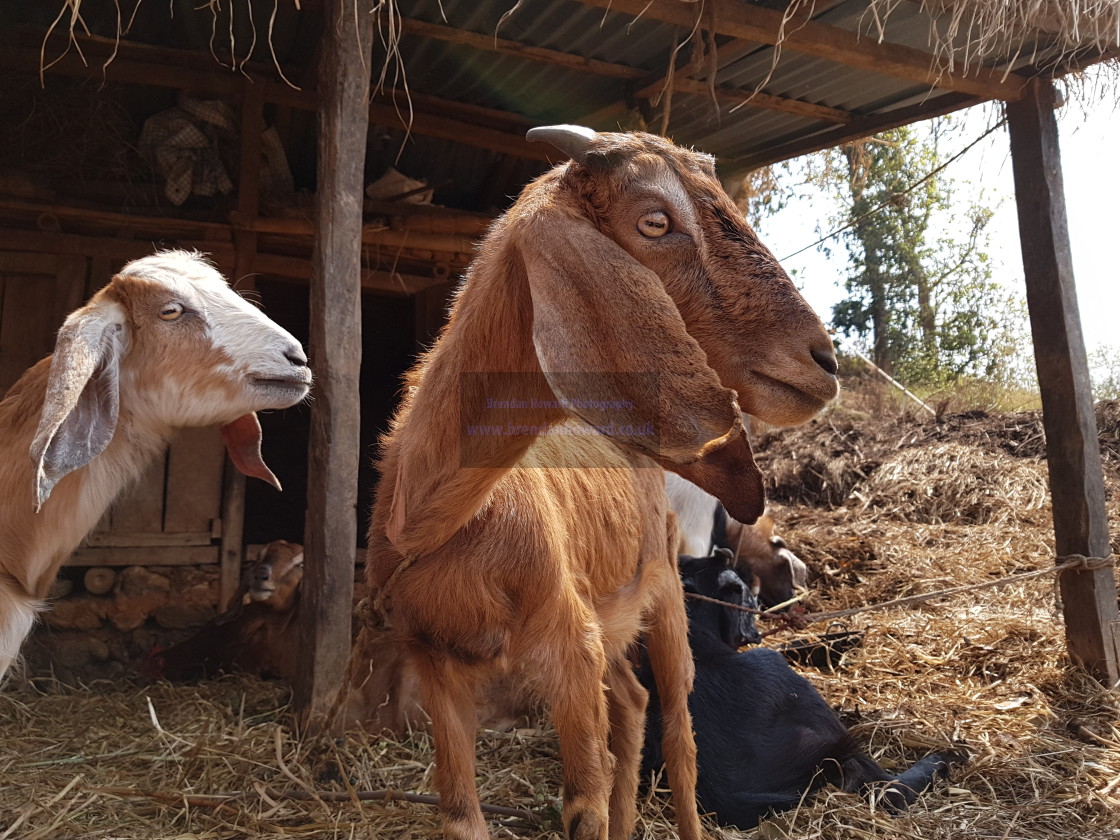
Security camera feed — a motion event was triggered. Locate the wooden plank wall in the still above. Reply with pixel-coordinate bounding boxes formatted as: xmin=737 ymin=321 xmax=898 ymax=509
xmin=0 ymin=251 xmax=84 ymax=393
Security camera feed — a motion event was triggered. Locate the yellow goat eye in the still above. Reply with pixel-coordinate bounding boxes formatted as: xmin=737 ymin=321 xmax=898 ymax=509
xmin=638 ymin=211 xmax=670 ymax=238
xmin=159 ymin=302 xmax=184 ymax=321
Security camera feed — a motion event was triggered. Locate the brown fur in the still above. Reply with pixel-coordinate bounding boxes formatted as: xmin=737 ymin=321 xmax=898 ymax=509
xmin=358 ymin=130 xmax=838 ymax=840
xmin=725 ymin=511 xmax=809 ymax=608
xmin=154 ymin=540 xmax=306 ymax=681
xmin=344 ymin=625 xmax=540 ymax=735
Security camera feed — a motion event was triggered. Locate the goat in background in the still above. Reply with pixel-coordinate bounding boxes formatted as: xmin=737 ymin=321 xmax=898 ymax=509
xmin=358 ymin=126 xmax=839 ymax=840
xmin=667 ymin=471 xmax=808 ymax=608
xmin=0 ymin=251 xmax=310 ymax=681
xmin=152 ymin=539 xmax=306 ymax=682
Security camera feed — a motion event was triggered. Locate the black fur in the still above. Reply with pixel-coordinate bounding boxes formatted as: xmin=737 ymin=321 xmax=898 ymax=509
xmin=640 ymin=555 xmax=965 ymax=829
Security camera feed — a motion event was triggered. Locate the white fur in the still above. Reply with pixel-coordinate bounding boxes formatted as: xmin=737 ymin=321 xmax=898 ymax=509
xmin=664 ymin=470 xmax=720 ymax=556
xmin=0 ymin=586 xmax=40 ymax=683
xmin=0 ymin=250 xmax=311 ymax=682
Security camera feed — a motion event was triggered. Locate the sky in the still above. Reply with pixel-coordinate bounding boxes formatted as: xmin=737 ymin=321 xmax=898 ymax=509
xmin=754 ymin=83 xmax=1120 ymax=361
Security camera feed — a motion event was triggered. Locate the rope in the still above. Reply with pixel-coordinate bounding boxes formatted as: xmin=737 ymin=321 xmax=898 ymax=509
xmin=685 ymin=553 xmax=1115 ymax=631
xmin=356 ymin=550 xmax=420 ymax=631
xmin=335 ymin=549 xmax=422 ymax=732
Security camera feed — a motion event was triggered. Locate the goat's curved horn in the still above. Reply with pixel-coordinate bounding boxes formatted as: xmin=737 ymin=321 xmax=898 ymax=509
xmin=526 ymin=124 xmax=596 ymax=164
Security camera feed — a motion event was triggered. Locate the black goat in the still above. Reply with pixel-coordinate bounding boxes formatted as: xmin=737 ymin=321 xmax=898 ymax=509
xmin=640 ymin=553 xmax=965 ymax=829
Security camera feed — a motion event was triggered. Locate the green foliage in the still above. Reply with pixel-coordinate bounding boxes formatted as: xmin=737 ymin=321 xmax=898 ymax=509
xmin=790 ymin=119 xmax=1036 ymax=390
xmin=1089 ymin=344 xmax=1120 ymax=400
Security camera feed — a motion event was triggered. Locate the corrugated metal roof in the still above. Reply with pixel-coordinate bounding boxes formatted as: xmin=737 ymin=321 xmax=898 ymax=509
xmin=389 ymin=0 xmax=1106 ymax=184
xmin=10 ymin=0 xmax=1103 ymax=212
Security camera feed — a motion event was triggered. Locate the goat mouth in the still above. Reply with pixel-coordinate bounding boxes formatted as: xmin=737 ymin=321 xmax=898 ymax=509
xmin=742 ymin=370 xmax=837 ymax=414
xmin=248 ymin=586 xmax=275 ymax=601
xmin=251 ymin=376 xmax=311 ymax=392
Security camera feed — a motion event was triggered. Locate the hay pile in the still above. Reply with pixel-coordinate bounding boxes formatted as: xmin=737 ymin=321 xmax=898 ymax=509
xmin=3 ymin=401 xmax=1120 ymax=839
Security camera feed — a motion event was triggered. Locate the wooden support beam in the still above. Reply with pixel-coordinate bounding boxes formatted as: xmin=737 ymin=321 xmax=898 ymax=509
xmin=401 ymin=14 xmax=853 ymax=126
xmin=0 ymin=228 xmax=456 ymax=296
xmin=2 ymin=40 xmax=547 ymax=162
xmin=581 ymin=70 xmax=853 ymax=128
xmin=399 ymin=15 xmax=646 ymax=80
xmin=232 ymin=214 xmax=478 ymax=259
xmin=296 ymin=0 xmax=373 ymax=732
xmin=66 ymin=546 xmax=220 ymax=567
xmin=0 ymin=229 xmax=206 ymax=263
xmin=373 ymin=88 xmax=535 ymax=135
xmin=671 ymin=77 xmax=852 ymax=123
xmin=727 ymin=91 xmax=983 ymax=172
xmin=574 ymin=0 xmax=1027 ymax=101
xmin=0 ymin=199 xmax=233 ymax=241
xmin=1007 ymin=78 xmax=1120 ymax=685
xmin=254 ymin=254 xmax=454 ymax=296
xmin=219 ymin=77 xmax=266 ymax=613
xmin=362 ymin=99 xmax=547 ymax=160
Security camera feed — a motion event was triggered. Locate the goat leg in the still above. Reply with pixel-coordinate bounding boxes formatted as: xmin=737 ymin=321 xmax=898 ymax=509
xmin=537 ymin=610 xmax=613 ymax=840
xmin=644 ymin=560 xmax=705 ymax=840
xmin=415 ymin=652 xmax=488 ymax=840
xmin=605 ymin=656 xmax=648 ymax=840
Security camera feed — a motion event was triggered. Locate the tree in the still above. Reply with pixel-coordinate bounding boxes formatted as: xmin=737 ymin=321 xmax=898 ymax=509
xmin=771 ymin=120 xmax=1031 ymax=388
xmin=1089 ymin=344 xmax=1120 ymax=401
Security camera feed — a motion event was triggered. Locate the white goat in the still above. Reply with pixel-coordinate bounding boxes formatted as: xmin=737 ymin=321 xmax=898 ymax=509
xmin=0 ymin=250 xmax=311 ymax=680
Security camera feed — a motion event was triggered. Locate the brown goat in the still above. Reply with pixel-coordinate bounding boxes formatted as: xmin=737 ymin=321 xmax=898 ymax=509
xmin=359 ymin=127 xmax=838 ymax=840
xmin=0 ymin=251 xmax=310 ymax=682
xmin=719 ymin=511 xmax=808 ymax=609
xmin=153 ymin=540 xmax=306 ymax=682
xmin=242 ymin=539 xmax=305 ymax=614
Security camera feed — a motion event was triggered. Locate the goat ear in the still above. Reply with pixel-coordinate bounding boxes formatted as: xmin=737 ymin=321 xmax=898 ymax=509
xmin=30 ymin=304 xmax=126 ymax=511
xmin=518 ymin=213 xmax=765 ymax=521
xmin=657 ymin=426 xmax=765 ymax=525
xmin=219 ymin=413 xmax=282 ymax=491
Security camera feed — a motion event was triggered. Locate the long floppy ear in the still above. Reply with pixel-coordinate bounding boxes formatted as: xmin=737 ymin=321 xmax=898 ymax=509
xmin=517 ymin=211 xmax=765 ymax=522
xmin=29 ymin=303 xmax=127 ymax=510
xmin=656 ymin=428 xmax=764 ymax=524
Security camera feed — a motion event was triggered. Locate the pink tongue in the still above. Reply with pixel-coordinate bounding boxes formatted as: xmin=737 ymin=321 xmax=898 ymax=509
xmin=219 ymin=413 xmax=282 ymax=491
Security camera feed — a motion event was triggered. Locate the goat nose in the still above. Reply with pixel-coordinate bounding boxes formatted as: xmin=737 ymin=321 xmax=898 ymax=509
xmin=811 ymin=346 xmax=839 ymax=377
xmin=285 ymin=344 xmax=309 ymax=368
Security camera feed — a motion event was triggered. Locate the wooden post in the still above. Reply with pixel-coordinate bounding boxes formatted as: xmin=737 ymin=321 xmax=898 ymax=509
xmin=296 ymin=0 xmax=373 ymax=729
xmin=219 ymin=77 xmax=266 ymax=612
xmin=1007 ymin=78 xmax=1120 ymax=685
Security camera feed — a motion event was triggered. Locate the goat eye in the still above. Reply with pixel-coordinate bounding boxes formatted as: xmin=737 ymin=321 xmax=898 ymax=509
xmin=637 ymin=211 xmax=670 ymax=238
xmin=159 ymin=302 xmax=184 ymax=321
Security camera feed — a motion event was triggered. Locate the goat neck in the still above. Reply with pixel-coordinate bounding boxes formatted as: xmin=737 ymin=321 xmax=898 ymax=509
xmin=0 ymin=363 xmax=168 ymax=599
xmin=375 ymin=214 xmax=567 ymax=559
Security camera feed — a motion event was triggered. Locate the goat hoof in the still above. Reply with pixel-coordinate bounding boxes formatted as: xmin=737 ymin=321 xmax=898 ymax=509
xmin=566 ymin=810 xmax=607 ymax=840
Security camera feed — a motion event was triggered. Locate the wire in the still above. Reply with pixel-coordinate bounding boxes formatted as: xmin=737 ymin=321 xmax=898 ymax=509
xmin=780 ymin=117 xmax=1009 ymax=263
